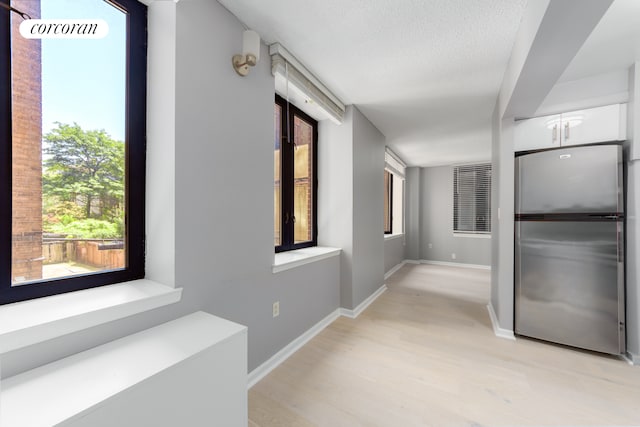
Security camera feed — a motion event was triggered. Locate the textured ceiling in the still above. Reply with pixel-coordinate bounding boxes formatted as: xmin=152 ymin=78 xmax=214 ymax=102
xmin=559 ymin=0 xmax=640 ymax=83
xmin=218 ymin=0 xmax=528 ymax=167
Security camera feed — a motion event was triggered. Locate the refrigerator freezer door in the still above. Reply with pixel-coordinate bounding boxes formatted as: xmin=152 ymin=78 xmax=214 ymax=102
xmin=515 ymin=220 xmax=625 ymax=355
xmin=515 ymin=144 xmax=622 ymax=214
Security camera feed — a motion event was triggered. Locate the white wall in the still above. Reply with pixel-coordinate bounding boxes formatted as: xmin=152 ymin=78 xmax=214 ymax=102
xmin=146 ymin=0 xmax=176 ymax=286
xmin=536 ymin=70 xmax=629 ymax=117
xmin=419 ymin=166 xmax=491 ymax=266
xmin=625 ymin=62 xmax=640 ymax=361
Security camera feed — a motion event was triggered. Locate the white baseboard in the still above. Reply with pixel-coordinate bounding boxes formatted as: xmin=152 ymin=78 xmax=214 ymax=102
xmin=340 ymin=284 xmax=387 ymax=319
xmin=625 ymin=351 xmax=640 ymax=366
xmin=404 ymin=260 xmax=420 ymax=264
xmin=248 ymin=284 xmax=390 ymax=388
xmin=421 ymin=260 xmax=491 ymax=270
xmin=487 ymin=303 xmax=515 ymax=340
xmin=384 ymin=261 xmax=405 ymax=280
xmin=248 ymin=308 xmax=341 ymax=388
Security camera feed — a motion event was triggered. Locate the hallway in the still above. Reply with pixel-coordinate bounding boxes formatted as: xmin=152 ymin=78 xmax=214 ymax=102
xmin=249 ymin=264 xmax=640 ymax=426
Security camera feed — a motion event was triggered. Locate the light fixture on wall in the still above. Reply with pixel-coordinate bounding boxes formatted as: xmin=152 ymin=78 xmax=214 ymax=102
xmin=232 ymin=30 xmax=260 ymax=77
xmin=0 ymin=1 xmax=32 ymax=19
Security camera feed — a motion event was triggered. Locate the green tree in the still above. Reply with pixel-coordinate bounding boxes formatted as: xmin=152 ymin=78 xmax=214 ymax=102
xmin=43 ymin=122 xmax=124 ymax=223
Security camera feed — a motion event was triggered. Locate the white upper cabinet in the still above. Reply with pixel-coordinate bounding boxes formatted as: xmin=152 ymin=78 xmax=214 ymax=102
xmin=514 ymin=113 xmax=561 ymax=152
xmin=514 ymin=104 xmax=627 ymax=152
xmin=560 ymin=104 xmax=626 ymax=147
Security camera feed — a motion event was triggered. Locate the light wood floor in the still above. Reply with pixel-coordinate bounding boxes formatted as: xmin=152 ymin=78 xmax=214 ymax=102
xmin=249 ymin=264 xmax=640 ymax=426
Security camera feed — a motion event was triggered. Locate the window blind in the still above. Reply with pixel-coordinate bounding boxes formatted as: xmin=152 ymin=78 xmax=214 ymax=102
xmin=453 ymin=163 xmax=491 ymax=234
xmin=385 ymin=148 xmax=406 ymax=178
xmin=384 ymin=170 xmax=392 ymax=234
xmin=270 ymin=43 xmax=345 ymax=124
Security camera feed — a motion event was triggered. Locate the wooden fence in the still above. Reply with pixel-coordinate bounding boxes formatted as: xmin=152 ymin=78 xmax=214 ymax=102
xmin=43 ymin=240 xmax=124 ymax=270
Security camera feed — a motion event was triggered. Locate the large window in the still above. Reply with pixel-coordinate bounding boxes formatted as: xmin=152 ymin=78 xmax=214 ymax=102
xmin=274 ymin=95 xmax=317 ymax=252
xmin=453 ymin=163 xmax=491 ymax=234
xmin=0 ymin=0 xmax=147 ymax=304
xmin=384 ymin=149 xmax=405 ymax=235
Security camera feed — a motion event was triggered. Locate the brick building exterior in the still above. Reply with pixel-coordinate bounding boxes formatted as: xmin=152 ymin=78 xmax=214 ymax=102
xmin=11 ymin=0 xmax=43 ymax=283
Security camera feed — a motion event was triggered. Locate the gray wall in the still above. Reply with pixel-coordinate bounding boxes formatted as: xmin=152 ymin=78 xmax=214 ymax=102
xmin=404 ymin=167 xmax=421 ymax=260
xmin=318 ymin=110 xmax=354 ymax=308
xmin=495 ymin=116 xmax=515 ymax=331
xmin=2 ymin=0 xmax=343 ymax=378
xmin=351 ymin=108 xmax=386 ymax=307
xmin=419 ymin=166 xmax=491 ymax=266
xmin=319 ymin=107 xmax=386 ymax=309
xmin=384 ymin=237 xmax=405 ymax=274
xmin=169 ymin=0 xmax=344 ymax=371
xmin=490 ymin=104 xmax=501 ymax=315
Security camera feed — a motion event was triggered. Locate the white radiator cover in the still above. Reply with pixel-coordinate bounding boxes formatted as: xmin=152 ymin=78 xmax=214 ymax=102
xmin=1 ymin=312 xmax=248 ymax=427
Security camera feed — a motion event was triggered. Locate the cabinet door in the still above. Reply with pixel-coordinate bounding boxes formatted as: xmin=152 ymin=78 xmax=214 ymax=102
xmin=561 ymin=104 xmax=626 ymax=146
xmin=514 ymin=114 xmax=561 ymax=152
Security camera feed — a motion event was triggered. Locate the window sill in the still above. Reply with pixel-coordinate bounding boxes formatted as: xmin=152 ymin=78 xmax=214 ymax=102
xmin=384 ymin=233 xmax=404 ymax=241
xmin=0 ymin=279 xmax=182 ymax=354
xmin=273 ymin=247 xmax=341 ymax=273
xmin=453 ymin=233 xmax=491 ymax=239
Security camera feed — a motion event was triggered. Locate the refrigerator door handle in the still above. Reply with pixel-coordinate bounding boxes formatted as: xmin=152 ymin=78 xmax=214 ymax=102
xmin=617 ymin=223 xmax=623 ymax=263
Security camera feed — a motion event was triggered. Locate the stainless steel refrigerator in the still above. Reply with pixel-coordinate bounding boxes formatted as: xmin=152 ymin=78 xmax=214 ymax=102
xmin=514 ymin=143 xmax=625 ymax=355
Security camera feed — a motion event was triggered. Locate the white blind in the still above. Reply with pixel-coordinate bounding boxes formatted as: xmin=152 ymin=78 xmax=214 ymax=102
xmin=453 ymin=163 xmax=491 ymax=233
xmin=270 ymin=44 xmax=345 ymax=124
xmin=385 ymin=148 xmax=406 ymax=178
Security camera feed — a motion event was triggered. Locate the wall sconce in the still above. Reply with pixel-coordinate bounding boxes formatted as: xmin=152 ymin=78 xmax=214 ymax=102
xmin=232 ymin=30 xmax=260 ymax=77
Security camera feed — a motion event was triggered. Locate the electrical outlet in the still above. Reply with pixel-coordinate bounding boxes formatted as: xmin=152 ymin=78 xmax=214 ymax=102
xmin=273 ymin=301 xmax=280 ymax=318
xmin=451 ymin=253 xmax=456 ymax=260
xmin=428 ymin=243 xmax=433 ymax=249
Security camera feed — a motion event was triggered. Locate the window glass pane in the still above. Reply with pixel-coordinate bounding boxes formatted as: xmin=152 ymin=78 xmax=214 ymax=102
xmin=453 ymin=164 xmax=491 ymax=233
xmin=274 ymin=104 xmax=281 ymax=247
xmin=384 ymin=170 xmax=391 ymax=233
xmin=293 ymin=115 xmax=313 ymax=243
xmin=392 ymin=176 xmax=403 ymax=234
xmin=11 ymin=0 xmax=127 ymax=285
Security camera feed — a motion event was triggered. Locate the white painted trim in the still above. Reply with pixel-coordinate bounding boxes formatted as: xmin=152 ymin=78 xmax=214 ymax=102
xmin=145 ymin=0 xmax=177 ymax=287
xmin=0 ymin=280 xmax=182 ymax=354
xmin=384 ymin=233 xmax=404 ymax=241
xmin=248 ymin=309 xmax=341 ymax=388
xmin=340 ymin=285 xmax=387 ymax=319
xmin=487 ymin=303 xmax=516 ymax=340
xmin=404 ymin=260 xmax=420 ymax=264
xmin=625 ymin=351 xmax=640 ymax=366
xmin=248 ymin=284 xmax=389 ymax=388
xmin=384 ymin=261 xmax=405 ymax=280
xmin=420 ymin=260 xmax=491 ymax=270
xmin=452 ymin=233 xmax=491 ymax=239
xmin=272 ymin=247 xmax=341 ymax=273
